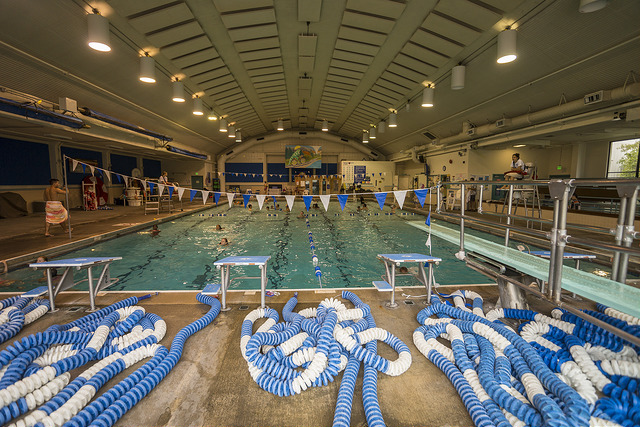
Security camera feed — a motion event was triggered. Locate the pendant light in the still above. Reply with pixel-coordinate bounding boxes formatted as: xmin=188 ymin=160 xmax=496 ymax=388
xmin=139 ymin=55 xmax=155 ymax=83
xmin=277 ymin=119 xmax=284 ymax=131
xmin=362 ymin=131 xmax=369 ymax=143
xmin=219 ymin=118 xmax=228 ymax=132
xmin=87 ymin=12 xmax=111 ymax=52
xmin=192 ymin=97 xmax=203 ymax=116
xmin=388 ymin=112 xmax=397 ymax=128
xmin=369 ymin=126 xmax=376 ymax=139
xmin=421 ymin=85 xmax=434 ymax=107
xmin=451 ymin=65 xmax=466 ymax=90
xmin=172 ymin=80 xmax=185 ymax=102
xmin=228 ymin=126 xmax=236 ymax=138
xmin=497 ymin=28 xmax=517 ymax=64
xmin=378 ymin=121 xmax=385 ymax=134
xmin=236 ymin=130 xmax=242 ymax=142
xmin=207 ymin=114 xmax=217 ymax=121
xmin=321 ymin=119 xmax=329 ymax=131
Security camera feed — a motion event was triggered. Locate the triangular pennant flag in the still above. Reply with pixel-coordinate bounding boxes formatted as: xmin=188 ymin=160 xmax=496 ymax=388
xmin=374 ymin=192 xmax=387 ymax=210
xmin=319 ymin=195 xmax=330 ymax=211
xmin=190 ymin=189 xmax=197 ymax=202
xmin=426 ymin=234 xmax=432 ymax=255
xmin=168 ymin=186 xmax=175 ymax=198
xmin=256 ymin=194 xmax=266 ymax=210
xmin=72 ymin=160 xmax=78 ymax=172
xmin=243 ymin=194 xmax=251 ymax=208
xmin=89 ymin=165 xmax=95 ymax=176
xmin=303 ymin=195 xmax=312 ymax=211
xmin=115 ymin=173 xmax=122 ymax=183
xmin=202 ymin=191 xmax=210 ymax=205
xmin=394 ymin=190 xmax=407 ymax=210
xmin=214 ymin=192 xmax=221 ymax=205
xmin=227 ymin=192 xmax=235 ymax=207
xmin=157 ymin=184 xmax=165 ymax=196
xmin=285 ymin=195 xmax=295 ymax=212
xmin=103 ymin=170 xmax=111 ymax=182
xmin=426 ymin=212 xmax=431 ymax=226
xmin=148 ymin=182 xmax=155 ymax=194
xmin=337 ymin=194 xmax=348 ymax=211
xmin=414 ymin=189 xmax=428 ymax=208
xmin=140 ymin=180 xmax=147 ymax=190
xmin=82 ymin=164 xmax=86 ymax=174
xmin=177 ymin=187 xmax=186 ymax=201
xmin=272 ymin=196 xmax=277 ymax=208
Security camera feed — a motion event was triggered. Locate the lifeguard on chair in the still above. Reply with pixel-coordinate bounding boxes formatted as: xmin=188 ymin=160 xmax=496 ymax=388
xmin=504 ymin=153 xmax=528 ymax=180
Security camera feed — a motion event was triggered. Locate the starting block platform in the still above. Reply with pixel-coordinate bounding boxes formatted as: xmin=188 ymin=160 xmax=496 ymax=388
xmin=376 ymin=253 xmax=442 ymax=308
xmin=29 ymin=257 xmax=122 ymax=312
xmin=214 ymin=256 xmax=271 ymax=310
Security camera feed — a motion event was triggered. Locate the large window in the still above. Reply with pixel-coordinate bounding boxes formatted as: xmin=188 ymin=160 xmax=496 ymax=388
xmin=607 ymin=138 xmax=639 ymax=178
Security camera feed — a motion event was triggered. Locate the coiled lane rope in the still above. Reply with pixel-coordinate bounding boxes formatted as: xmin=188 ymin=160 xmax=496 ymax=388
xmin=0 ymin=292 xmax=220 ymax=427
xmin=0 ymin=296 xmax=50 ymax=345
xmin=414 ymin=289 xmax=639 ymax=427
xmin=240 ymin=291 xmax=412 ymax=427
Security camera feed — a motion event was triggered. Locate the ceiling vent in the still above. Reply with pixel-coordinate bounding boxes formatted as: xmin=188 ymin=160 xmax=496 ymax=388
xmin=495 ymin=118 xmax=511 ymax=128
xmin=341 ymin=138 xmax=348 ymax=142
xmin=584 ymin=90 xmax=604 ymax=105
xmin=466 ymin=127 xmax=476 ymax=136
xmin=422 ymin=130 xmax=437 ymax=140
xmin=257 ymin=137 xmax=265 ymax=141
xmin=299 ymin=131 xmax=307 ymax=135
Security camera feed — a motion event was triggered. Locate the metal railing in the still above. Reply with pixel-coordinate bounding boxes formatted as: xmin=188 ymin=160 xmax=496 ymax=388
xmin=434 ymin=178 xmax=640 ymax=301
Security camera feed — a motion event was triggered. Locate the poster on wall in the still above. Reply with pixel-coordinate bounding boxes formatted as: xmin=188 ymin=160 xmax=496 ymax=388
xmin=354 ymin=165 xmax=366 ymax=184
xmin=285 ymin=145 xmax=322 ymax=168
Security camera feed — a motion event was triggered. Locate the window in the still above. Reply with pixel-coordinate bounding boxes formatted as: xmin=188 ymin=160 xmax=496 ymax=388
xmin=607 ymin=138 xmax=640 ymax=178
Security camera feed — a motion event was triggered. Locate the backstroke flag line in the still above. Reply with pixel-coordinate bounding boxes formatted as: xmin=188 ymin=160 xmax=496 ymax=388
xmin=425 ymin=211 xmax=432 ymax=255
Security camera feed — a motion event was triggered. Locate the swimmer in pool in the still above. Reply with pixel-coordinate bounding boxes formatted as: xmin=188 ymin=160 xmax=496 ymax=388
xmin=216 ymin=224 xmax=223 ymax=231
xmin=220 ymin=238 xmax=229 ymax=246
xmin=398 ymin=266 xmax=409 ymax=274
xmin=298 ymin=211 xmax=306 ymax=219
xmin=150 ymin=224 xmax=160 ymax=237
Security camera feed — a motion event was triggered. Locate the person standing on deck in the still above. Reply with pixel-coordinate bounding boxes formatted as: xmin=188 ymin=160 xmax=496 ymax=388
xmin=44 ymin=179 xmax=71 ymax=237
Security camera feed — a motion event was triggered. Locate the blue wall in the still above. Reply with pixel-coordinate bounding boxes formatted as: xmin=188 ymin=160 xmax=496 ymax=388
xmin=225 ymin=163 xmax=263 ymax=182
xmin=0 ymin=137 xmax=50 ymax=185
xmin=61 ymin=147 xmax=102 ymax=185
xmin=110 ymin=154 xmax=137 ymax=176
xmin=267 ymin=163 xmax=288 ymax=182
xmin=143 ymin=158 xmax=161 ymax=179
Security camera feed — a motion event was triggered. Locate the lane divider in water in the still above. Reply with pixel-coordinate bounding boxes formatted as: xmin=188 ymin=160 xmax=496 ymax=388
xmin=0 ymin=293 xmax=50 ymax=345
xmin=240 ymin=291 xmax=412 ymax=427
xmin=304 ymin=216 xmax=322 ymax=287
xmin=414 ymin=289 xmax=639 ymax=427
xmin=0 ymin=292 xmax=220 ymax=427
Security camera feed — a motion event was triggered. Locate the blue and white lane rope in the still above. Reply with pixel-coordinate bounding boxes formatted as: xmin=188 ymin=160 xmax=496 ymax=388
xmin=0 ymin=295 xmax=50 ymax=345
xmin=0 ymin=292 xmax=220 ymax=427
xmin=304 ymin=216 xmax=322 ymax=287
xmin=416 ymin=290 xmax=639 ymax=427
xmin=485 ymin=304 xmax=639 ymax=427
xmin=240 ymin=291 xmax=411 ymax=426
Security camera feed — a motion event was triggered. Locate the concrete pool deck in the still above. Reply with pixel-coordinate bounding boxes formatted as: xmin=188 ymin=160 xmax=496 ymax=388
xmin=0 ymin=286 xmax=595 ymax=427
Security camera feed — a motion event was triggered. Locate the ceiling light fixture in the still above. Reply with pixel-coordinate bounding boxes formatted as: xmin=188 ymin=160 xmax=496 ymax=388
xmin=369 ymin=126 xmax=376 ymax=139
xmin=87 ymin=12 xmax=111 ymax=52
xmin=172 ymin=80 xmax=185 ymax=102
xmin=207 ymin=114 xmax=217 ymax=121
xmin=139 ymin=55 xmax=156 ymax=83
xmin=362 ymin=131 xmax=369 ymax=143
xmin=388 ymin=112 xmax=397 ymax=128
xmin=228 ymin=126 xmax=236 ymax=138
xmin=421 ymin=85 xmax=435 ymax=107
xmin=579 ymin=0 xmax=609 ymax=13
xmin=219 ymin=118 xmax=228 ymax=132
xmin=192 ymin=97 xmax=203 ymax=116
xmin=277 ymin=119 xmax=284 ymax=131
xmin=513 ymin=144 xmax=527 ymax=148
xmin=451 ymin=65 xmax=466 ymax=90
xmin=497 ymin=28 xmax=517 ymax=64
xmin=236 ymin=130 xmax=242 ymax=142
xmin=321 ymin=119 xmax=329 ymax=131
xmin=378 ymin=121 xmax=385 ymax=134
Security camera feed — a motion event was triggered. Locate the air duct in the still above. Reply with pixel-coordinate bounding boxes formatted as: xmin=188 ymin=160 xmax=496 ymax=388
xmin=437 ymin=82 xmax=639 ymax=147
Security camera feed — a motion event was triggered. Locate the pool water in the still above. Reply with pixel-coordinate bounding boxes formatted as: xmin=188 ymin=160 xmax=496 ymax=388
xmin=1 ymin=202 xmax=493 ymax=293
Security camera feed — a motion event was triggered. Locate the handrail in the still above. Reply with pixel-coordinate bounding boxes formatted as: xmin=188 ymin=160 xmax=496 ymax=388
xmin=479 ymin=210 xmax=614 ymax=235
xmin=567 ymin=235 xmax=640 ymax=257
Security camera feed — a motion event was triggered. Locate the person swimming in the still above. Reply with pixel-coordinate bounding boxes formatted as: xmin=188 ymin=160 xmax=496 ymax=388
xmin=220 ymin=238 xmax=229 ymax=246
xmin=216 ymin=224 xmax=224 ymax=231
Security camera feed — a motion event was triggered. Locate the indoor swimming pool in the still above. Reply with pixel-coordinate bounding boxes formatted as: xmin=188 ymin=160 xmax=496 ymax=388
xmin=0 ymin=202 xmax=495 ymax=292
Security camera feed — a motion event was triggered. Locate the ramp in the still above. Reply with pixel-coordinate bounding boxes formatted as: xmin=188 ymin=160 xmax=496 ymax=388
xmin=409 ymin=221 xmax=640 ymax=318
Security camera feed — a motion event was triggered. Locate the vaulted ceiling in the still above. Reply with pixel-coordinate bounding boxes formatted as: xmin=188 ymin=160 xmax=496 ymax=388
xmin=0 ymin=0 xmax=638 ymax=157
